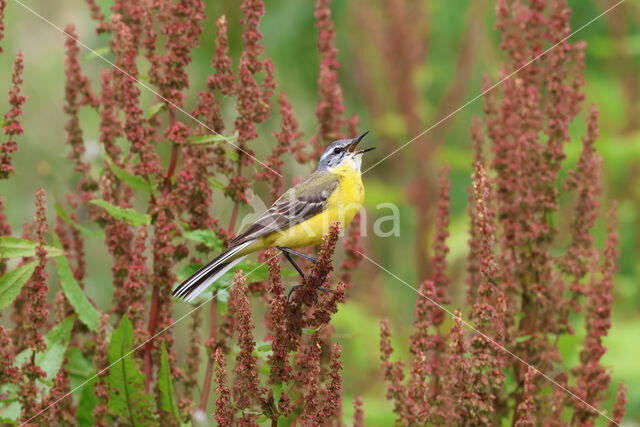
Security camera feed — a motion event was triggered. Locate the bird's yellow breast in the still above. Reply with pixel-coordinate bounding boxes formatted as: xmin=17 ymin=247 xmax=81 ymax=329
xmin=260 ymin=163 xmax=364 ymax=249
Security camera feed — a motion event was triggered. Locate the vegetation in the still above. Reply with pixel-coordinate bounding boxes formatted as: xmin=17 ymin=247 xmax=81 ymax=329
xmin=0 ymin=0 xmax=637 ymax=425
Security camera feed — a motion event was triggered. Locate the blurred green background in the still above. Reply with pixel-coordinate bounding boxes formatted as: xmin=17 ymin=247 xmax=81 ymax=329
xmin=1 ymin=0 xmax=638 ymax=424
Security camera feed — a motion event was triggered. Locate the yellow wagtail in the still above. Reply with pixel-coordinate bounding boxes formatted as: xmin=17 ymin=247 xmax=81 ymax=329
xmin=173 ymin=131 xmax=374 ymax=302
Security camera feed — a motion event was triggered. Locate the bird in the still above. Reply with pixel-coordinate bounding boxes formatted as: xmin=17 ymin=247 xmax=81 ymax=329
xmin=172 ymin=131 xmax=375 ymax=302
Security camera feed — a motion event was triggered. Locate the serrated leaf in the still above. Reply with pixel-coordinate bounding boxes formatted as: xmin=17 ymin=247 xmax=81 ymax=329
xmin=90 ymin=199 xmax=151 ymax=227
xmin=76 ymin=380 xmax=98 ymax=426
xmin=235 ymin=261 xmax=269 ymax=282
xmin=106 ymin=316 xmax=156 ymax=426
xmin=145 ymin=102 xmax=165 ymax=120
xmin=256 ymin=343 xmax=272 ymax=352
xmin=55 ymin=204 xmax=104 ymax=239
xmin=158 ymin=344 xmax=180 ymax=423
xmin=40 ymin=316 xmax=75 ymax=381
xmin=82 ymin=45 xmax=110 ymax=61
xmin=281 ymin=268 xmax=300 ymax=279
xmin=0 ymin=400 xmax=20 ymax=424
xmin=273 ymin=382 xmax=283 ymax=407
xmin=104 ymin=157 xmax=152 ymax=192
xmin=0 ymin=236 xmax=63 ymax=258
xmin=53 ymin=233 xmax=101 ymax=331
xmin=65 ymin=347 xmax=95 ymax=383
xmin=182 ymin=229 xmax=223 ymax=250
xmin=14 ymin=316 xmax=75 ymax=389
xmin=208 ymin=177 xmax=225 ymax=191
xmin=0 ymin=261 xmax=38 ymax=310
xmin=225 ymin=149 xmax=240 ymax=162
xmin=302 ymin=326 xmax=322 ymax=335
xmin=187 ymin=131 xmax=238 ymax=145
xmin=515 ymin=334 xmax=533 ymax=343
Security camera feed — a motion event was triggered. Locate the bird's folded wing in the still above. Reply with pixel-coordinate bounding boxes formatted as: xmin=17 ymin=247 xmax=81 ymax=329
xmin=230 ymin=172 xmax=340 ymax=246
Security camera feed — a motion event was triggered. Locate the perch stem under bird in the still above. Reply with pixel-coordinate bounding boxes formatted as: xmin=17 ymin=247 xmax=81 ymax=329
xmin=172 ymin=131 xmax=374 ymax=302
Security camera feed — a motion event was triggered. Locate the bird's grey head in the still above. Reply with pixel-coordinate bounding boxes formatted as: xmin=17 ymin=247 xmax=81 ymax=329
xmin=316 ymin=131 xmax=375 ymax=172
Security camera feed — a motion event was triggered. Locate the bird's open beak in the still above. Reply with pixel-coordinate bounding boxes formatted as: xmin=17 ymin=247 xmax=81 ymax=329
xmin=347 ymin=131 xmax=375 ymax=154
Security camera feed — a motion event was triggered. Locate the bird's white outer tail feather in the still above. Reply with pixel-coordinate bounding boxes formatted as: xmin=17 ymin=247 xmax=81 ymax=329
xmin=174 ymin=240 xmax=253 ymax=302
xmin=183 ymin=255 xmax=247 ymax=302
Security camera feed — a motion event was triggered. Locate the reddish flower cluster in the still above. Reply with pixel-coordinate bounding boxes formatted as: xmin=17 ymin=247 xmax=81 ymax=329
xmin=0 ymin=196 xmax=11 ymax=275
xmin=1 ymin=52 xmax=25 ymax=179
xmin=430 ymin=165 xmax=452 ymax=314
xmin=2 ymin=0 xmax=629 ymax=424
xmin=0 ymin=0 xmax=7 ymax=53
xmin=23 ymin=189 xmax=49 ymax=351
xmin=514 ymin=367 xmax=537 ymax=426
xmin=0 ymin=0 xmax=5 ymax=53
xmin=63 ymin=24 xmax=99 ymax=198
xmin=17 ymin=189 xmax=50 ymax=421
xmin=312 ymin=0 xmax=346 ymax=158
xmin=380 ymin=1 xmax=625 ymax=424
xmin=254 ymin=93 xmax=304 ymax=202
xmin=229 ymin=271 xmax=260 ymax=419
xmin=352 ymin=396 xmax=364 ymax=426
xmin=572 ymin=204 xmax=618 ymax=423
xmin=213 ymin=347 xmax=232 ymax=426
xmin=92 ymin=313 xmax=111 ymax=426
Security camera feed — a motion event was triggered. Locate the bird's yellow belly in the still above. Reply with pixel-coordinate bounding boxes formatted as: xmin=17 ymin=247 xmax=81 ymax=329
xmin=262 ymin=171 xmax=364 ymax=249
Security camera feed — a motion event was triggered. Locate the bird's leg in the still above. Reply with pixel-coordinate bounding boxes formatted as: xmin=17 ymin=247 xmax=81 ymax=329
xmin=279 ymin=248 xmax=307 ymax=279
xmin=276 ymin=247 xmax=318 ymax=264
xmin=278 ymin=247 xmax=332 ymax=303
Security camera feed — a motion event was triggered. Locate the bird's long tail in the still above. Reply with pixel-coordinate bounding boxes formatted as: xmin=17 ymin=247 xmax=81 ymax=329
xmin=172 ymin=240 xmax=253 ymax=302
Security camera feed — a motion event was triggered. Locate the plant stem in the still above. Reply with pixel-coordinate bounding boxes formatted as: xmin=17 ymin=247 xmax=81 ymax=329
xmin=199 ymin=294 xmax=218 ymax=411
xmin=144 ymin=106 xmax=177 ymax=392
xmin=163 ymin=108 xmax=179 ymax=197
xmin=227 ymin=153 xmax=243 ymax=232
xmin=144 ymin=284 xmax=160 ymax=392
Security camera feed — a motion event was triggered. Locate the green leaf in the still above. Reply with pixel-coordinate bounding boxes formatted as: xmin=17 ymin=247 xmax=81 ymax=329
xmin=281 ymin=268 xmax=300 ymax=279
xmin=90 ymin=199 xmax=151 ymax=227
xmin=158 ymin=344 xmax=180 ymax=423
xmin=14 ymin=316 xmax=75 ymax=385
xmin=145 ymin=102 xmax=165 ymax=120
xmin=225 ymin=149 xmax=240 ymax=162
xmin=107 ymin=316 xmax=156 ymax=426
xmin=515 ymin=334 xmax=533 ymax=343
xmin=187 ymin=131 xmax=238 ymax=145
xmin=208 ymin=177 xmax=225 ymax=191
xmin=55 ymin=204 xmax=104 ymax=239
xmin=0 ymin=316 xmax=74 ymax=421
xmin=0 ymin=261 xmax=38 ymax=310
xmin=302 ymin=326 xmax=322 ymax=335
xmin=273 ymin=382 xmax=283 ymax=407
xmin=64 ymin=347 xmax=95 ymax=384
xmin=182 ymin=229 xmax=223 ymax=250
xmin=0 ymin=401 xmax=20 ymax=424
xmin=82 ymin=45 xmax=110 ymax=61
xmin=104 ymin=157 xmax=152 ymax=192
xmin=76 ymin=381 xmax=98 ymax=426
xmin=40 ymin=316 xmax=76 ymax=381
xmin=256 ymin=343 xmax=272 ymax=352
xmin=0 ymin=119 xmax=7 ymax=128
xmin=176 ymin=263 xmax=202 ymax=282
xmin=0 ymin=236 xmax=64 ymax=258
xmin=53 ymin=233 xmax=101 ymax=331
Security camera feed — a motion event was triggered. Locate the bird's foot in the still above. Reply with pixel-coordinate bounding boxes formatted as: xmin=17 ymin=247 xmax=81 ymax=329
xmin=287 ymin=282 xmax=333 ymax=304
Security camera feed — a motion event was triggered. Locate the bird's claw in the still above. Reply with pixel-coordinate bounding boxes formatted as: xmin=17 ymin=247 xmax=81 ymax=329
xmin=287 ymin=282 xmax=333 ymax=304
